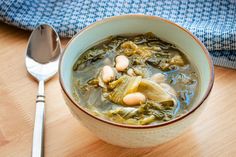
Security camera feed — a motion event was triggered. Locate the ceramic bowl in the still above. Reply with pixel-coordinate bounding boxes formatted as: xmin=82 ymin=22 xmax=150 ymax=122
xmin=59 ymin=15 xmax=214 ymax=148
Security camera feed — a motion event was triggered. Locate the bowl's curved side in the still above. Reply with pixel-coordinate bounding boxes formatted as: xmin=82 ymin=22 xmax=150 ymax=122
xmin=62 ymin=89 xmax=208 ymax=148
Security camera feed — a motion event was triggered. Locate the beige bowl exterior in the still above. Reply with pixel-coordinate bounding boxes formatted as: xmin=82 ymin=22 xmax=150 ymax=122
xmin=62 ymin=90 xmax=208 ymax=148
xmin=59 ymin=15 xmax=214 ymax=148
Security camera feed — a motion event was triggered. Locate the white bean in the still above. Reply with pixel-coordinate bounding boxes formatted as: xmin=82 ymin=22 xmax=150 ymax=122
xmin=115 ymin=55 xmax=129 ymax=72
xmin=160 ymin=83 xmax=177 ymax=97
xmin=123 ymin=92 xmax=146 ymax=106
xmin=102 ymin=65 xmax=115 ymax=83
xmin=151 ymin=73 xmax=166 ymax=83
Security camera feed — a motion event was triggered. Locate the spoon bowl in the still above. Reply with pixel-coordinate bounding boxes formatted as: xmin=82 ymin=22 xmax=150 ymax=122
xmin=26 ymin=24 xmax=61 ymax=81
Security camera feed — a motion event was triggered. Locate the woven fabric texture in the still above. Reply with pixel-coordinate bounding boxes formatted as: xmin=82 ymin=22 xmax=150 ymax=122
xmin=0 ymin=0 xmax=236 ymax=68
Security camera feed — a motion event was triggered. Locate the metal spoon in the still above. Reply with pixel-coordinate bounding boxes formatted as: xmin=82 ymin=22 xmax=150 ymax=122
xmin=25 ymin=24 xmax=61 ymax=157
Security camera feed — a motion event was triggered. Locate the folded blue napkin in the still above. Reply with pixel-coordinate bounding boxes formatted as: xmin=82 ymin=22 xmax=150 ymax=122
xmin=1 ymin=0 xmax=236 ymax=68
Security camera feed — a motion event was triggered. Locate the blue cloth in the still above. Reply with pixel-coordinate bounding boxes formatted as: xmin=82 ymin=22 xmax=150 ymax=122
xmin=1 ymin=0 xmax=236 ymax=68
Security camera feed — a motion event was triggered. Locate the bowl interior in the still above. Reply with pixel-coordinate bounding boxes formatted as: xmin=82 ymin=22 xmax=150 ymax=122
xmin=60 ymin=15 xmax=213 ymax=123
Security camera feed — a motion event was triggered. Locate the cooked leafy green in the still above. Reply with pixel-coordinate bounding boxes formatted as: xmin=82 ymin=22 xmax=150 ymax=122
xmin=108 ymin=75 xmax=142 ymax=105
xmin=72 ymin=32 xmax=198 ymax=125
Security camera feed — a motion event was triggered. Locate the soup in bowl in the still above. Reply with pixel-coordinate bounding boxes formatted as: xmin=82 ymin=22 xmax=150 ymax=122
xmin=59 ymin=15 xmax=214 ymax=148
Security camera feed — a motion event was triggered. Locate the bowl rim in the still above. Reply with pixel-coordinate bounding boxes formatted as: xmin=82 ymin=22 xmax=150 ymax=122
xmin=59 ymin=14 xmax=214 ymax=129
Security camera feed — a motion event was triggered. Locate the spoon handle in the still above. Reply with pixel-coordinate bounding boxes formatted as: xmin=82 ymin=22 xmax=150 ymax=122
xmin=32 ymin=80 xmax=45 ymax=157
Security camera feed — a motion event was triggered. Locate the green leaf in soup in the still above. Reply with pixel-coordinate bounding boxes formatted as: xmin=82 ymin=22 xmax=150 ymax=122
xmin=138 ymin=79 xmax=176 ymax=106
xmin=121 ymin=41 xmax=152 ymax=58
xmin=105 ymin=97 xmax=176 ymax=125
xmin=87 ymin=78 xmax=99 ymax=87
xmin=106 ymin=107 xmax=139 ymax=119
xmin=132 ymin=66 xmax=150 ymax=77
xmin=108 ymin=75 xmax=142 ymax=105
xmin=108 ymin=78 xmax=123 ymax=89
xmin=124 ymin=118 xmax=140 ymax=125
xmin=139 ymin=115 xmax=156 ymax=125
xmin=170 ymin=54 xmax=185 ymax=66
xmin=106 ymin=107 xmax=141 ymax=124
xmin=132 ymin=34 xmax=146 ymax=44
xmin=106 ymin=107 xmax=154 ymax=125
